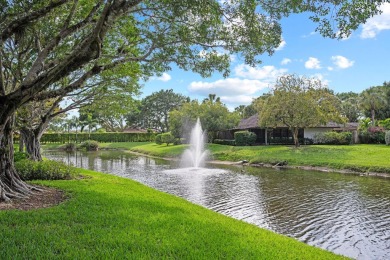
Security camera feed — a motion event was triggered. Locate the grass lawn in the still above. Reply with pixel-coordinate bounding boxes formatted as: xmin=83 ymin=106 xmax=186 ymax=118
xmin=129 ymin=143 xmax=390 ymax=173
xmin=0 ymin=169 xmax=344 ymax=259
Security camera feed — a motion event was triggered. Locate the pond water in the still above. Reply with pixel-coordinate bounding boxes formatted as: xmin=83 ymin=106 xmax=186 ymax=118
xmin=44 ymin=150 xmax=390 ymax=259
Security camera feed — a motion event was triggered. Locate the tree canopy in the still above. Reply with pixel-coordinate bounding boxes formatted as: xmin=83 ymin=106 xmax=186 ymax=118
xmin=259 ymin=74 xmax=345 ymax=146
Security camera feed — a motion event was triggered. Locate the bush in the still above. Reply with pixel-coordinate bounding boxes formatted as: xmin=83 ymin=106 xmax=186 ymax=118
xmin=80 ymin=140 xmax=99 ymax=151
xmin=15 ymin=159 xmax=77 ymax=181
xmin=161 ymin=132 xmax=175 ymax=146
xmin=234 ymin=131 xmax=257 ymax=146
xmin=313 ymin=131 xmax=352 ymax=145
xmin=14 ymin=151 xmax=29 ymax=162
xmin=386 ymin=131 xmax=390 ymax=145
xmin=213 ymin=139 xmax=235 ymax=146
xmin=63 ymin=143 xmax=76 ymax=151
xmin=359 ymin=127 xmax=385 ymax=144
xmin=155 ymin=134 xmax=162 ymax=145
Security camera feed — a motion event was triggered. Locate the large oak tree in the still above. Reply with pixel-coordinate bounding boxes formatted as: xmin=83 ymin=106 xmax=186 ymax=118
xmin=0 ymin=0 xmax=387 ymax=201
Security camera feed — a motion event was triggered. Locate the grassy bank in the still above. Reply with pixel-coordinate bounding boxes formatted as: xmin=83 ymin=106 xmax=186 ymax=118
xmin=0 ymin=169 xmax=342 ymax=259
xmin=41 ymin=142 xmax=390 ymax=173
xmin=129 ymin=143 xmax=390 ymax=173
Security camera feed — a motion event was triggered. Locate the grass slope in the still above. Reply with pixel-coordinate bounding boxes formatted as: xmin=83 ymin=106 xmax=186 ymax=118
xmin=129 ymin=143 xmax=390 ymax=173
xmin=0 ymin=169 xmax=344 ymax=259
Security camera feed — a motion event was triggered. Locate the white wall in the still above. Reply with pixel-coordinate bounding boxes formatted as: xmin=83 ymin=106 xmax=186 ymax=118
xmin=304 ymin=128 xmax=331 ymax=139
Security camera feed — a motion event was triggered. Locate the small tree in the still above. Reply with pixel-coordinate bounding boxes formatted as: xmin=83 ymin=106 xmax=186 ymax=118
xmin=259 ymin=74 xmax=345 ymax=147
xmin=161 ymin=132 xmax=175 ymax=146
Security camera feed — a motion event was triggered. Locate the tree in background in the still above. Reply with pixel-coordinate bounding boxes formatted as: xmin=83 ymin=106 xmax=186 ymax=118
xmin=169 ymin=96 xmax=240 ymax=142
xmin=360 ymin=86 xmax=388 ymax=126
xmin=136 ymin=89 xmax=189 ymax=132
xmin=259 ymin=74 xmax=345 ymax=147
xmin=336 ymin=92 xmax=361 ymax=122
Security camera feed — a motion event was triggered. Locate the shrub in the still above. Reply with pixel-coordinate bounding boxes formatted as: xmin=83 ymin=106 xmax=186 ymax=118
xmin=247 ymin=132 xmax=257 ymax=145
xmin=173 ymin=138 xmax=185 ymax=145
xmin=15 ymin=159 xmax=77 ymax=181
xmin=161 ymin=132 xmax=175 ymax=146
xmin=80 ymin=140 xmax=99 ymax=151
xmin=386 ymin=131 xmax=390 ymax=145
xmin=14 ymin=151 xmax=29 ymax=162
xmin=313 ymin=131 xmax=352 ymax=145
xmin=155 ymin=134 xmax=162 ymax=145
xmin=359 ymin=127 xmax=385 ymax=144
xmin=213 ymin=139 xmax=235 ymax=146
xmin=234 ymin=131 xmax=257 ymax=146
xmin=63 ymin=143 xmax=76 ymax=151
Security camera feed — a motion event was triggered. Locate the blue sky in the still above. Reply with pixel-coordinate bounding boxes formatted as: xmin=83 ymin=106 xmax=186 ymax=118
xmin=142 ymin=3 xmax=390 ymax=110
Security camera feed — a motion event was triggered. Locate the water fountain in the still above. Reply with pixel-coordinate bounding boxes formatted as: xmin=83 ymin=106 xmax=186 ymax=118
xmin=180 ymin=118 xmax=209 ymax=168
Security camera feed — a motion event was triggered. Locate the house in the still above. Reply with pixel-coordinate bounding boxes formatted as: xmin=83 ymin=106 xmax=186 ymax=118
xmin=220 ymin=114 xmax=358 ymax=145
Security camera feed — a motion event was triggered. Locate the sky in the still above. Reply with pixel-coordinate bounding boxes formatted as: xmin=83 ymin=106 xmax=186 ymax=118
xmin=142 ymin=3 xmax=390 ymax=111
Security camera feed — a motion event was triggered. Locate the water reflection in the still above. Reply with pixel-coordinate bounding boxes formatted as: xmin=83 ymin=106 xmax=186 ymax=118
xmin=45 ymin=150 xmax=390 ymax=259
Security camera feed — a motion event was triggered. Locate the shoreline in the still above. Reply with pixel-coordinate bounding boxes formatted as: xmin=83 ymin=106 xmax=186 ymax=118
xmin=126 ymin=149 xmax=390 ymax=179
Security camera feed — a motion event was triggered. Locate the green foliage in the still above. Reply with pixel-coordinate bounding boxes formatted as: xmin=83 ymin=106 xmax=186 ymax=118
xmin=63 ymin=143 xmax=76 ymax=151
xmin=80 ymin=140 xmax=99 ymax=151
xmin=213 ymin=139 xmax=236 ymax=146
xmin=378 ymin=118 xmax=390 ymax=130
xmin=41 ymin=133 xmax=156 ymax=143
xmin=259 ymin=74 xmax=345 ymax=146
xmin=155 ymin=134 xmax=162 ymax=145
xmin=13 ymin=151 xmax=29 ymax=162
xmin=385 ymin=131 xmax=390 ymax=145
xmin=359 ymin=127 xmax=386 ymax=144
xmin=234 ymin=131 xmax=256 ymax=146
xmin=313 ymin=132 xmax=352 ymax=145
xmin=169 ymin=96 xmax=240 ymax=140
xmin=14 ymin=159 xmax=76 ymax=181
xmin=161 ymin=132 xmax=175 ymax=146
xmin=127 ymin=89 xmax=189 ymax=132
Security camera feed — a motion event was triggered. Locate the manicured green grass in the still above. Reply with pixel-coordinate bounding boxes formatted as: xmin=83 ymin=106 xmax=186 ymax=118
xmin=129 ymin=143 xmax=390 ymax=173
xmin=0 ymin=169 xmax=343 ymax=259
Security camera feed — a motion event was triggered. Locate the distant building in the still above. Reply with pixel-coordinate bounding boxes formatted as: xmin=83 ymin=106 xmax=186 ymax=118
xmin=218 ymin=114 xmax=358 ymax=145
xmin=122 ymin=127 xmax=149 ymax=133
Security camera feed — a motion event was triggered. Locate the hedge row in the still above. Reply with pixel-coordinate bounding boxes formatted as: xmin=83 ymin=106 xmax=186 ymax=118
xmin=17 ymin=132 xmax=156 ymax=143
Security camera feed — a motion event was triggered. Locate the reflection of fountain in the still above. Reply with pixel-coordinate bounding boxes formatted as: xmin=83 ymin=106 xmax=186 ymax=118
xmin=180 ymin=118 xmax=209 ymax=168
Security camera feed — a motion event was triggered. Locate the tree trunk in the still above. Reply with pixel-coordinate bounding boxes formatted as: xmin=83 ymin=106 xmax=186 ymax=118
xmin=20 ymin=128 xmax=43 ymax=161
xmin=371 ymin=109 xmax=376 ymax=126
xmin=19 ymin=136 xmax=24 ymax=152
xmin=0 ymin=117 xmax=33 ymax=202
xmin=292 ymin=127 xmax=300 ymax=147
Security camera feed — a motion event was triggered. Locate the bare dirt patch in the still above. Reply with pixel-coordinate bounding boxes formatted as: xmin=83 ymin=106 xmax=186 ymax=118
xmin=0 ymin=186 xmax=66 ymax=211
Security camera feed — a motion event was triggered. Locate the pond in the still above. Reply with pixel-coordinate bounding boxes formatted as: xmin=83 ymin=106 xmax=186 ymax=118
xmin=44 ymin=150 xmax=390 ymax=259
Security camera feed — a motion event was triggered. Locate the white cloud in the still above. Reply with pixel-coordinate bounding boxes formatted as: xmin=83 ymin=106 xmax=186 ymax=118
xmin=310 ymin=73 xmax=330 ymax=87
xmin=360 ymin=3 xmax=390 ymax=39
xmin=302 ymin=31 xmax=317 ymax=38
xmin=188 ymin=78 xmax=269 ymax=96
xmin=275 ymin=38 xmax=286 ymax=51
xmin=281 ymin=58 xmax=292 ymax=65
xmin=234 ymin=64 xmax=287 ymax=80
xmin=220 ymin=95 xmax=254 ymax=105
xmin=327 ymin=66 xmax=334 ymax=71
xmin=305 ymin=57 xmax=321 ymax=69
xmin=157 ymin=73 xmax=171 ymax=82
xmin=331 ymin=55 xmax=354 ymax=69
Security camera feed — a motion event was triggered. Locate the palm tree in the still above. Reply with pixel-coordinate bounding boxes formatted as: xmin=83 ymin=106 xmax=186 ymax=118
xmin=359 ymin=87 xmax=387 ymax=126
